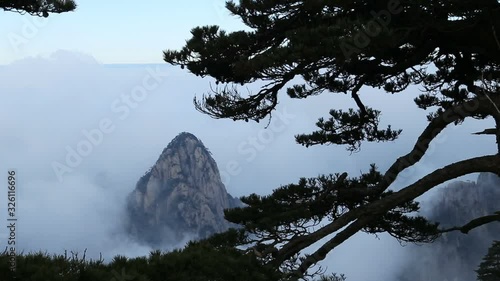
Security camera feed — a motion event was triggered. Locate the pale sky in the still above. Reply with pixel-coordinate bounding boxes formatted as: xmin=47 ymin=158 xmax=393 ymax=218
xmin=0 ymin=0 xmax=246 ymax=64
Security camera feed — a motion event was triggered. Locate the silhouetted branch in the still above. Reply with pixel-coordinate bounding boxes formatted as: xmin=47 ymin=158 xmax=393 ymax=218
xmin=439 ymin=212 xmax=500 ymax=234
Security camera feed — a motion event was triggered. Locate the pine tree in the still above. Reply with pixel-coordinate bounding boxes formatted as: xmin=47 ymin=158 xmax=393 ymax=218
xmin=477 ymin=240 xmax=500 ymax=281
xmin=1 ymin=0 xmax=76 ymax=17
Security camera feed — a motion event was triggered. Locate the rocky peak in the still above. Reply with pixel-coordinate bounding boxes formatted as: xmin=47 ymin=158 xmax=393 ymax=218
xmin=126 ymin=132 xmax=241 ymax=247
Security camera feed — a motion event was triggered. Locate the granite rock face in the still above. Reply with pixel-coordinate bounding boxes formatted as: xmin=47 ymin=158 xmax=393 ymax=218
xmin=397 ymin=173 xmax=500 ymax=281
xmin=126 ymin=132 xmax=241 ymax=247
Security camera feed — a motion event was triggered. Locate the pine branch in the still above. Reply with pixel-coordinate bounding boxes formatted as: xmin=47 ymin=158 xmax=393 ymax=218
xmin=288 ymin=155 xmax=500 ymax=279
xmin=440 ymin=212 xmax=500 ymax=234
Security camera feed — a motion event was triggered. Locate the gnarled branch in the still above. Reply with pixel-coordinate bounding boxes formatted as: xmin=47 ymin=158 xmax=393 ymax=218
xmin=290 ymin=155 xmax=500 ymax=279
xmin=439 ymin=212 xmax=500 ymax=234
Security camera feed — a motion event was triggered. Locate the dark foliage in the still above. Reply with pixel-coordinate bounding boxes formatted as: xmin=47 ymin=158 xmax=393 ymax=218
xmin=165 ymin=1 xmax=500 ymax=147
xmin=0 ymin=0 xmax=76 ymax=17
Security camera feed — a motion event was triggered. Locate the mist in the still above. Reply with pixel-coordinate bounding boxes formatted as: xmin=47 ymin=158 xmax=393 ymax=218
xmin=0 ymin=50 xmax=497 ymax=278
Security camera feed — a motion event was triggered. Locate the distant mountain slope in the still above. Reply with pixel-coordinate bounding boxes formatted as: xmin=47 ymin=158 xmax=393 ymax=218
xmin=397 ymin=173 xmax=500 ymax=281
xmin=125 ymin=132 xmax=242 ymax=248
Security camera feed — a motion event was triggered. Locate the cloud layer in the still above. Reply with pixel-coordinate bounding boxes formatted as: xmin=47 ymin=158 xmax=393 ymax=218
xmin=0 ymin=51 xmax=497 ymax=277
